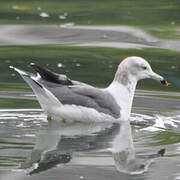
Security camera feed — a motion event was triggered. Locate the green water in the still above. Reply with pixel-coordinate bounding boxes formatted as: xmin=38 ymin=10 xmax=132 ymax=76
xmin=0 ymin=0 xmax=180 ymax=40
xmin=0 ymin=0 xmax=179 ymax=93
xmin=0 ymin=0 xmax=180 ymax=179
xmin=1 ymin=45 xmax=180 ymax=92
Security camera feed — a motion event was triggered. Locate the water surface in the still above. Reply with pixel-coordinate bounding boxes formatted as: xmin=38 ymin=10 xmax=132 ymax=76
xmin=0 ymin=91 xmax=180 ymax=180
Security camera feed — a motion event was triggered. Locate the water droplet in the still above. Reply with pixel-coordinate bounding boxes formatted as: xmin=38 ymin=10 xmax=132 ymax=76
xmin=76 ymin=63 xmax=81 ymax=67
xmin=59 ymin=13 xmax=68 ymax=20
xmin=59 ymin=22 xmax=75 ymax=28
xmin=40 ymin=12 xmax=49 ymax=18
xmin=57 ymin=63 xmax=63 ymax=68
xmin=16 ymin=16 xmax=20 ymax=20
xmin=103 ymin=34 xmax=108 ymax=38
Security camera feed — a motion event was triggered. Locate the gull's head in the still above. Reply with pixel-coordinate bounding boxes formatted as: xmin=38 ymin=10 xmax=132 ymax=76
xmin=116 ymin=56 xmax=170 ymax=86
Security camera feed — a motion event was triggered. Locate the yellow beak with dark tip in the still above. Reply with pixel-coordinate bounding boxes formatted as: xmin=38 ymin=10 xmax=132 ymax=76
xmin=161 ymin=80 xmax=171 ymax=87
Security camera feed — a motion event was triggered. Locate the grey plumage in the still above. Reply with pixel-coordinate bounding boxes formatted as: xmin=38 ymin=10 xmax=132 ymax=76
xmin=31 ymin=64 xmax=121 ymax=118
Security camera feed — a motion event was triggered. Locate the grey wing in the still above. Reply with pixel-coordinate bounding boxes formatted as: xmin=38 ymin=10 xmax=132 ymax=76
xmin=46 ymin=85 xmax=120 ymax=119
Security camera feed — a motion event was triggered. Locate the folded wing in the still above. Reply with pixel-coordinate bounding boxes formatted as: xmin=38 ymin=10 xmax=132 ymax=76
xmin=12 ymin=64 xmax=121 ymax=119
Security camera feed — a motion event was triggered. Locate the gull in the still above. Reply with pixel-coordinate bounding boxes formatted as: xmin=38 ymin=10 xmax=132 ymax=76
xmin=10 ymin=56 xmax=170 ymax=123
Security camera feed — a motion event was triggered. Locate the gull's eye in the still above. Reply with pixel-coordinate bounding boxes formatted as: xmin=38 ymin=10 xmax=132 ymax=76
xmin=142 ymin=66 xmax=147 ymax=70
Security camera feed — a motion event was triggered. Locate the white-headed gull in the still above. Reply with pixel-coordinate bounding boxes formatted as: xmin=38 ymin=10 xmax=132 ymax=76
xmin=10 ymin=56 xmax=170 ymax=123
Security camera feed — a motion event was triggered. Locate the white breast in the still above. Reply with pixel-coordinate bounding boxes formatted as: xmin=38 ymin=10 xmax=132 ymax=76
xmin=106 ymin=82 xmax=134 ymax=121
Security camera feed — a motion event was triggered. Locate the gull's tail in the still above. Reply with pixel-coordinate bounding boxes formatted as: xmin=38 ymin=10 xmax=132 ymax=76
xmin=10 ymin=66 xmax=62 ymax=114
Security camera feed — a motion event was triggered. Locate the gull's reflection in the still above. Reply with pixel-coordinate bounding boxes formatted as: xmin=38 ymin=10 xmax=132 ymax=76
xmin=112 ymin=121 xmax=151 ymax=174
xmin=112 ymin=121 xmax=165 ymax=174
xmin=20 ymin=121 xmax=118 ymax=175
xmin=20 ymin=121 xmax=164 ymax=175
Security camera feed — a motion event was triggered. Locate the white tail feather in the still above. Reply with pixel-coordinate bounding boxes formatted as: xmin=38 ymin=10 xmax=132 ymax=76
xmin=11 ymin=67 xmax=62 ymax=114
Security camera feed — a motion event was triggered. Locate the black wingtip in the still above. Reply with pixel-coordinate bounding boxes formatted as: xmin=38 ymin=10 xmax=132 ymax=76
xmin=29 ymin=63 xmax=73 ymax=85
xmin=30 ymin=63 xmax=60 ymax=83
xmin=30 ymin=63 xmax=47 ymax=74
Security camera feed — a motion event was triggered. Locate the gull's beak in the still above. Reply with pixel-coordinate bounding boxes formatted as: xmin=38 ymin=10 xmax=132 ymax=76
xmin=150 ymin=71 xmax=171 ymax=87
xmin=160 ymin=80 xmax=171 ymax=87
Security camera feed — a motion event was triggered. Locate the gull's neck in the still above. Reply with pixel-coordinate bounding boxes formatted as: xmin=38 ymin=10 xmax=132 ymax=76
xmin=107 ymin=68 xmax=137 ymax=121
